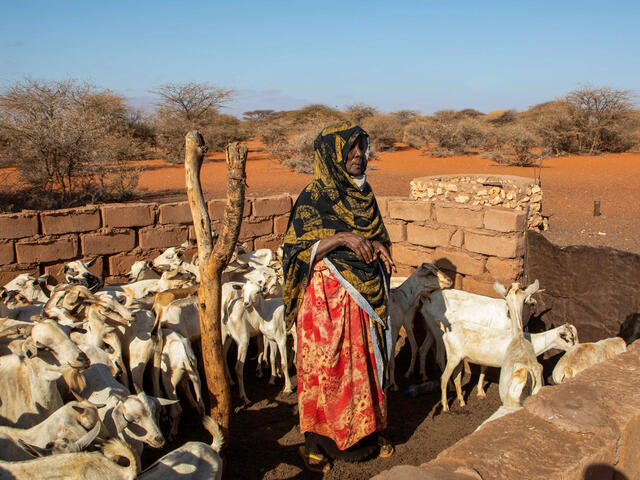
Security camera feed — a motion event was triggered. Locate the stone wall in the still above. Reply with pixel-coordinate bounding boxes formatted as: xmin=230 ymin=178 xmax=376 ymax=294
xmin=0 ymin=194 xmax=529 ymax=293
xmin=0 ymin=194 xmax=293 ymax=285
xmin=411 ymin=174 xmax=546 ymax=231
xmin=373 ymin=341 xmax=640 ymax=480
xmin=379 ymin=197 xmax=528 ymax=297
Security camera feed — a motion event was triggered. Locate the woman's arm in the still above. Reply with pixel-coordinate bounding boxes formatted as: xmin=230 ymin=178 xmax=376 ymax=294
xmin=315 ymin=232 xmax=375 ymax=264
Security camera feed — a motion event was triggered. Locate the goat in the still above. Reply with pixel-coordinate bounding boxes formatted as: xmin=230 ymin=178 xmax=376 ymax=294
xmin=2 ymin=273 xmax=51 ymax=304
xmin=0 ymin=354 xmax=85 ymax=428
xmin=138 ymin=416 xmax=223 ymax=480
xmin=223 ymin=279 xmax=292 ymax=404
xmin=0 ymin=438 xmax=138 ymax=480
xmin=128 ymin=260 xmax=161 ymax=282
xmin=388 ymin=263 xmax=452 ymax=391
xmin=64 ymin=258 xmax=104 ymax=292
xmin=419 ymin=283 xmax=539 ymax=380
xmin=159 ymin=330 xmax=205 ymax=441
xmin=0 ymin=401 xmax=100 ymax=461
xmin=439 ymin=280 xmax=544 ymax=411
xmin=79 ymin=363 xmax=177 ymax=456
xmin=552 ymin=336 xmax=627 ymax=384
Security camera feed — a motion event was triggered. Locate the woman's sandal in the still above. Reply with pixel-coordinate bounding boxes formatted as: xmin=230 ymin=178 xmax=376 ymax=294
xmin=378 ymin=436 xmax=395 ymax=458
xmin=299 ymin=445 xmax=331 ymax=473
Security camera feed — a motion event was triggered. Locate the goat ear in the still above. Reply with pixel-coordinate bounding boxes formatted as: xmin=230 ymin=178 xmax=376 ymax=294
xmin=18 ymin=439 xmax=50 ymax=458
xmin=112 ymin=401 xmax=128 ymax=433
xmin=0 ymin=288 xmax=7 ymax=301
xmin=22 ymin=337 xmax=38 ymax=358
xmin=493 ymin=281 xmax=507 ymax=297
xmin=523 ymin=279 xmax=540 ymax=299
xmin=153 ymin=396 xmax=180 ymax=406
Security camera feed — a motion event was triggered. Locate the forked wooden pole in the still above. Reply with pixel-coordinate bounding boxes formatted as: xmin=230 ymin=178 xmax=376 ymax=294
xmin=184 ymin=131 xmax=247 ymax=442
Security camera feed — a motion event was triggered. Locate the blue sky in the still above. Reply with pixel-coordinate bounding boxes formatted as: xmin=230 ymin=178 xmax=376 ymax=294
xmin=1 ymin=0 xmax=638 ymax=117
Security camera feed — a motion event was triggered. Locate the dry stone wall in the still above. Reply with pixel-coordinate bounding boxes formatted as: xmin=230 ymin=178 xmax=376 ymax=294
xmin=1 ymin=192 xmax=529 ymax=293
xmin=0 ymin=194 xmax=293 ymax=285
xmin=372 ymin=341 xmax=640 ymax=480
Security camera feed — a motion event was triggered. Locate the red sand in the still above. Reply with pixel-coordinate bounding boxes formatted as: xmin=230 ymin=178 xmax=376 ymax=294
xmin=135 ymin=140 xmax=640 ymax=254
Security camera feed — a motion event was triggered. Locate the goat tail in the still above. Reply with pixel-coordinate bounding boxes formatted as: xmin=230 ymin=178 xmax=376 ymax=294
xmin=202 ymin=416 xmax=225 ymax=452
xmin=151 ymin=326 xmax=165 ymax=398
xmin=102 ymin=438 xmax=139 ymax=476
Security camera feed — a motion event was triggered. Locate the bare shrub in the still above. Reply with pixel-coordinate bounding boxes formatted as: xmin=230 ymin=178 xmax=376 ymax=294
xmin=404 ymin=118 xmax=432 ymax=150
xmin=345 ymin=103 xmax=377 ymax=125
xmin=205 ymin=114 xmax=247 ymax=151
xmin=361 ymin=114 xmax=404 ymax=152
xmin=281 ymin=124 xmax=321 ymax=174
xmin=491 ymin=126 xmax=539 ymax=166
xmin=525 ymin=101 xmax=580 ymax=155
xmin=485 ymin=109 xmax=517 ymax=125
xmin=0 ymin=79 xmax=145 ymax=209
xmin=392 ymin=110 xmax=420 ymax=125
xmin=565 ymin=86 xmax=637 ymax=154
xmin=285 ymin=104 xmax=345 ymax=126
xmin=150 ymin=82 xmax=237 ymax=162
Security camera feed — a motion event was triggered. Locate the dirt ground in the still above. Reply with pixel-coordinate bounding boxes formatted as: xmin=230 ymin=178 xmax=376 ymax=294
xmin=143 ymin=340 xmax=504 ymax=480
xmin=135 ymin=141 xmax=640 ymax=254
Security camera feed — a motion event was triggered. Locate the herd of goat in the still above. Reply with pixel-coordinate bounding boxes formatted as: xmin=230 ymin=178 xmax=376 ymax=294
xmin=1 ymin=241 xmax=639 ymax=479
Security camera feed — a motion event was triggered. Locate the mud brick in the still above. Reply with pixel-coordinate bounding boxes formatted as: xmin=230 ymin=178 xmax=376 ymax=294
xmin=252 ymin=194 xmax=292 ymax=217
xmin=81 ymin=230 xmax=135 ymax=255
xmin=433 ymin=247 xmax=486 ymax=276
xmin=41 ymin=206 xmax=100 ymax=235
xmin=392 ymin=243 xmax=434 ymax=267
xmin=0 ymin=212 xmax=39 ymax=239
xmin=159 ymin=201 xmax=193 ymax=225
xmin=435 ymin=205 xmax=483 ymax=228
xmin=486 ymin=257 xmax=524 ymax=284
xmin=386 ymin=221 xmax=407 ymax=243
xmin=239 ymin=218 xmax=273 ymax=240
xmin=0 ymin=242 xmax=14 ymax=265
xmin=464 ymin=231 xmax=525 ymax=258
xmin=388 ymin=200 xmax=432 ymax=222
xmin=207 ymin=198 xmax=252 ymax=220
xmin=483 ymin=207 xmax=527 ymax=233
xmin=462 ymin=275 xmax=501 ymax=297
xmin=16 ymin=236 xmax=78 ymax=263
xmin=0 ymin=264 xmax=40 ymax=285
xmin=102 ymin=203 xmax=156 ymax=228
xmin=407 ymin=223 xmax=455 ymax=248
xmin=254 ymin=234 xmax=285 ymax=251
xmin=273 ymin=215 xmax=290 ymax=235
xmin=139 ymin=226 xmax=188 ymax=249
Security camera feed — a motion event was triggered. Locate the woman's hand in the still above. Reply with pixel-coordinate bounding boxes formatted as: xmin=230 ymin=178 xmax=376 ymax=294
xmin=372 ymin=241 xmax=396 ymax=275
xmin=336 ymin=232 xmax=375 ymax=264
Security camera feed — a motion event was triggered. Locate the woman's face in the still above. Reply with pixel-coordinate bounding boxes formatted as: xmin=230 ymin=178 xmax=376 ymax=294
xmin=345 ymin=140 xmax=365 ymax=176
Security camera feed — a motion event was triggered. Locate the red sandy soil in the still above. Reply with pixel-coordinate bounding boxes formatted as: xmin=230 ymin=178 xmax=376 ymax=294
xmin=135 ymin=140 xmax=640 ymax=254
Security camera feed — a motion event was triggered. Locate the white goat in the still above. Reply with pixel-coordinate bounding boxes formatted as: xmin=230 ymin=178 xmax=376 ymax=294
xmin=223 ymin=279 xmax=292 ymax=404
xmin=79 ymin=363 xmax=176 ymax=456
xmin=159 ymin=329 xmax=205 ymax=440
xmin=64 ymin=258 xmax=104 ymax=292
xmin=552 ymin=336 xmax=627 ymax=384
xmin=0 ymin=354 xmax=85 ymax=428
xmin=138 ymin=416 xmax=223 ymax=480
xmin=0 ymin=438 xmax=137 ymax=480
xmin=2 ymin=273 xmax=51 ymax=304
xmin=0 ymin=401 xmax=101 ymax=461
xmin=388 ymin=263 xmax=452 ymax=391
xmin=419 ymin=283 xmax=538 ymax=379
xmin=439 ymin=280 xmax=543 ymax=411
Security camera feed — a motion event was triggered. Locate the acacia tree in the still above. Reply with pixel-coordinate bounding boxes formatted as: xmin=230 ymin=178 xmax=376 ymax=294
xmin=184 ymin=131 xmax=247 ymax=442
xmin=150 ymin=82 xmax=238 ymax=162
xmin=0 ymin=79 xmax=143 ymax=208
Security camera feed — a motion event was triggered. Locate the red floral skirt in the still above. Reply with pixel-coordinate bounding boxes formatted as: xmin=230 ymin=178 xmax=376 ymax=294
xmin=297 ymin=261 xmax=387 ymax=450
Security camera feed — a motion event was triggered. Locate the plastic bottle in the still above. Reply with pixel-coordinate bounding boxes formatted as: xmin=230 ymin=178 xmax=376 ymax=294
xmin=402 ymin=381 xmax=440 ymax=397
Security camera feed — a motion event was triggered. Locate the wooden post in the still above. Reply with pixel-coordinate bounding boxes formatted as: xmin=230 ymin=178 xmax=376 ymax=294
xmin=184 ymin=131 xmax=247 ymax=441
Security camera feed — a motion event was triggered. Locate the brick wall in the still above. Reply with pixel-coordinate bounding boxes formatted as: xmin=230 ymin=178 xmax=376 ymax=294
xmin=379 ymin=197 xmax=527 ymax=297
xmin=0 ymin=194 xmax=527 ymax=292
xmin=0 ymin=194 xmax=293 ymax=285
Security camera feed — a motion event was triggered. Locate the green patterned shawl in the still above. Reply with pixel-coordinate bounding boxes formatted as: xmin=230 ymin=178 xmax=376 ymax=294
xmin=282 ymin=121 xmax=390 ymax=330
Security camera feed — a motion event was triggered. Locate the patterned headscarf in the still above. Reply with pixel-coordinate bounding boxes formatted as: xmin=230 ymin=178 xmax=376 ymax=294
xmin=282 ymin=121 xmax=390 ymax=329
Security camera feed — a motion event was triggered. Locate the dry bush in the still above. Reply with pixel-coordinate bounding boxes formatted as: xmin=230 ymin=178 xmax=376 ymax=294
xmin=524 ymin=101 xmax=580 ymax=155
xmin=285 ymin=104 xmax=345 ymax=126
xmin=404 ymin=117 xmax=432 ymax=149
xmin=150 ymin=82 xmax=236 ymax=162
xmin=281 ymin=124 xmax=321 ymax=174
xmin=0 ymin=79 xmax=145 ymax=209
xmin=361 ymin=114 xmax=404 ymax=152
xmin=490 ymin=126 xmax=539 ymax=166
xmin=485 ymin=109 xmax=517 ymax=125
xmin=391 ymin=110 xmax=420 ymax=125
xmin=345 ymin=103 xmax=377 ymax=125
xmin=204 ymin=114 xmax=248 ymax=151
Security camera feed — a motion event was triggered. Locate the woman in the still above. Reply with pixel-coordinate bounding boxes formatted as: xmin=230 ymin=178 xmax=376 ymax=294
xmin=283 ymin=122 xmax=395 ymax=473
